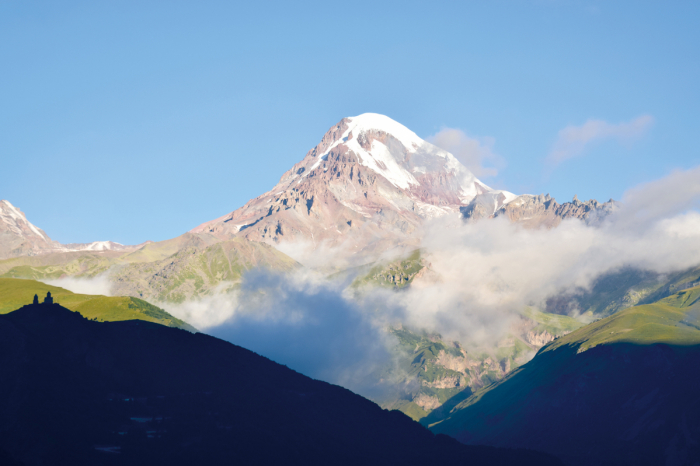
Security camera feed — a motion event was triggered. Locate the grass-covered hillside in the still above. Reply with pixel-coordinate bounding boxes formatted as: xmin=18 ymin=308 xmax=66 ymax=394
xmin=0 ymin=278 xmax=195 ymax=331
xmin=543 ymin=284 xmax=700 ymax=353
xmin=0 ymin=250 xmax=123 ymax=279
xmin=0 ymin=234 xmax=300 ymax=303
xmin=109 ymin=237 xmax=300 ymax=302
xmin=546 ymin=264 xmax=700 ymax=318
xmin=427 ymin=286 xmax=700 ymax=465
xmin=351 ymin=249 xmax=425 ymax=289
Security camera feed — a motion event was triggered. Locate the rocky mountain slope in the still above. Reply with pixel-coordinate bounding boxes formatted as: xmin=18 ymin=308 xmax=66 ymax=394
xmin=0 ymin=301 xmax=563 ymax=466
xmin=0 ymin=200 xmax=135 ymax=259
xmin=427 ymin=286 xmax=700 ymax=465
xmin=191 ymin=114 xmax=516 ymax=267
xmin=0 ymin=200 xmax=57 ymax=258
xmin=462 ymin=193 xmax=618 ymax=227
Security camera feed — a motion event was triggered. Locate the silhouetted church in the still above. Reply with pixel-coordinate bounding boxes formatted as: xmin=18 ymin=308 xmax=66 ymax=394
xmin=33 ymin=292 xmax=54 ymax=305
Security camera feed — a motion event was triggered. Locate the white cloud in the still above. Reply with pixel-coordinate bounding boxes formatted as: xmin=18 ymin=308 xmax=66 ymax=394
xmin=547 ymin=114 xmax=654 ymax=165
xmin=427 ymin=128 xmax=505 ymax=178
xmin=42 ymin=274 xmax=114 ymax=296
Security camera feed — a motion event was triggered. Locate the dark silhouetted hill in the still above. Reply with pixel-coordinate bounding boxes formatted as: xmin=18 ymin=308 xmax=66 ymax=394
xmin=0 ymin=302 xmax=562 ymax=466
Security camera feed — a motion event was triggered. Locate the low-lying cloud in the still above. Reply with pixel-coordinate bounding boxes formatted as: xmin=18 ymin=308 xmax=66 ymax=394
xmin=548 ymin=114 xmax=654 ymax=166
xmin=43 ymin=274 xmax=114 ymax=296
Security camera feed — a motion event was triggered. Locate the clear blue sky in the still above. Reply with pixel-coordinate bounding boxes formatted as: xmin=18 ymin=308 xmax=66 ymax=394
xmin=2 ymin=1 xmax=698 ymax=244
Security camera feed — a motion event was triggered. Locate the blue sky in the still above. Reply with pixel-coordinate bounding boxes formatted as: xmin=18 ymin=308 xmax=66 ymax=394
xmin=2 ymin=1 xmax=698 ymax=244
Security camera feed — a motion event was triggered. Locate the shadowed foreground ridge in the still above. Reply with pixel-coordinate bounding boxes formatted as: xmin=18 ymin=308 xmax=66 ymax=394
xmin=0 ymin=301 xmax=561 ymax=466
xmin=428 ymin=286 xmax=700 ymax=466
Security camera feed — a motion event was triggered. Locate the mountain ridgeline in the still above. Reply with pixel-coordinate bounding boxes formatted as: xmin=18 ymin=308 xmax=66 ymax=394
xmin=462 ymin=193 xmax=619 ymax=227
xmin=0 ymin=114 xmax=620 ymax=298
xmin=189 ymin=113 xmax=517 ymax=266
xmin=0 ymin=301 xmax=562 ymax=466
xmin=0 ymin=200 xmax=136 ymax=260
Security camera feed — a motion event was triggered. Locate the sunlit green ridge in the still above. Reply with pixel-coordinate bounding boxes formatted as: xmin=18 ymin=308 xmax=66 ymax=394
xmin=543 ymin=285 xmax=700 ymax=354
xmin=0 ymin=277 xmax=196 ymax=331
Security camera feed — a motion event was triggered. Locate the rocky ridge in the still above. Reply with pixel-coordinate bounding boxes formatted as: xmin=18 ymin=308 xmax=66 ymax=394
xmin=0 ymin=200 xmax=137 ymax=260
xmin=462 ymin=193 xmax=618 ymax=227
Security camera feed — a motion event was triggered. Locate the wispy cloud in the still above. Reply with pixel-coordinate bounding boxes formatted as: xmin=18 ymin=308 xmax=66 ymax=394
xmin=427 ymin=128 xmax=506 ymax=178
xmin=547 ymin=114 xmax=654 ymax=166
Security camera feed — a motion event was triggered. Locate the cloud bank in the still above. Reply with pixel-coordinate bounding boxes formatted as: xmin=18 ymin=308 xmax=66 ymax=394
xmin=548 ymin=114 xmax=654 ymax=165
xmin=45 ymin=165 xmax=700 ymax=400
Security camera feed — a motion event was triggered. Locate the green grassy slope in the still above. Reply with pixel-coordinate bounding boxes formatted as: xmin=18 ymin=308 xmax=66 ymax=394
xmin=545 ymin=264 xmax=700 ymax=319
xmin=543 ymin=285 xmax=700 ymax=353
xmin=0 ymin=235 xmax=301 ymax=303
xmin=0 ymin=278 xmax=195 ymax=331
xmin=0 ymin=250 xmax=123 ymax=278
xmin=638 ymin=264 xmax=700 ymax=304
xmin=0 ymin=234 xmax=221 ymax=280
xmin=351 ymin=249 xmax=424 ymax=289
xmin=521 ymin=307 xmax=584 ymax=336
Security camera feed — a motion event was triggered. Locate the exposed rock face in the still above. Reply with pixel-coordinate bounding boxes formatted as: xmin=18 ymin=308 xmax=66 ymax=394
xmin=525 ymin=330 xmax=556 ymax=347
xmin=435 ymin=348 xmax=471 ymax=373
xmin=191 ymin=114 xmax=516 ymax=266
xmin=413 ymin=393 xmax=442 ymax=410
xmin=458 ymin=191 xmax=517 ymax=220
xmin=462 ymin=193 xmax=619 ymax=228
xmin=423 ymin=375 xmax=462 ymax=389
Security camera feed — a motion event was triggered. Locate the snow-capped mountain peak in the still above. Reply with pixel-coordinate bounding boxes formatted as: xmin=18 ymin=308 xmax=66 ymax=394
xmin=191 ymin=114 xmax=518 ymax=263
xmin=301 ymin=113 xmax=489 ymax=198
